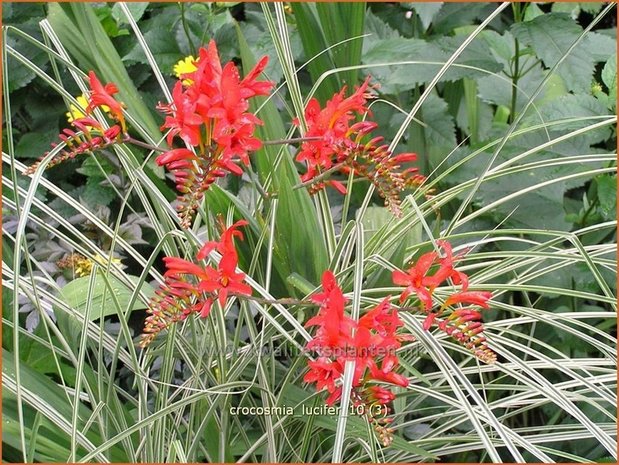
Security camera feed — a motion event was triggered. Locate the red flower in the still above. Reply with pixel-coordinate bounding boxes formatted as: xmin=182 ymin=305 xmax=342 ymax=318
xmin=157 ymin=41 xmax=273 ymax=228
xmin=25 ymin=73 xmax=127 ymax=175
xmin=140 ymin=220 xmax=251 ymax=347
xmin=303 ymin=357 xmax=344 ymax=405
xmin=304 ymin=272 xmax=411 ymax=408
xmin=392 ymin=240 xmax=497 ymax=363
xmin=392 ymin=241 xmax=469 ymax=309
xmin=86 ymin=71 xmax=126 ymax=133
xmin=444 ymin=291 xmax=492 ymax=308
xmin=365 ymin=385 xmax=396 ymax=404
xmin=25 ymin=119 xmax=122 ymax=175
xmin=367 ymin=356 xmax=409 ymax=388
xmin=294 ymin=77 xmax=425 ymax=215
xmin=305 ymin=271 xmax=354 ymax=352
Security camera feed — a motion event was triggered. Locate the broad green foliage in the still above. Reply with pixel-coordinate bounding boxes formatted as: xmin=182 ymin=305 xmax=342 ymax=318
xmin=2 ymin=2 xmax=616 ymax=463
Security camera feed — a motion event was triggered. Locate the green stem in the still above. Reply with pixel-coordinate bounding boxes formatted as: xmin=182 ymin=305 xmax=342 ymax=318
xmin=579 ymin=195 xmax=599 ymax=225
xmin=292 ymin=161 xmax=349 ymax=190
xmin=509 ymin=2 xmax=524 ymax=124
xmin=179 ymin=2 xmax=196 ymax=57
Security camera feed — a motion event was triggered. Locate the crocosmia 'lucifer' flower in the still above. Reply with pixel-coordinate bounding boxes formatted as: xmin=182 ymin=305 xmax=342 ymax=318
xmin=156 ymin=40 xmax=273 ymax=228
xmin=140 ymin=220 xmax=251 ymax=347
xmin=392 ymin=240 xmax=496 ymax=364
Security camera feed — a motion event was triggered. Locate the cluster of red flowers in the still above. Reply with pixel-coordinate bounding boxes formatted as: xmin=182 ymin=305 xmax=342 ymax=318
xmin=295 ymin=77 xmax=425 ymax=216
xmin=25 ymin=72 xmax=125 ymax=175
xmin=304 ymin=271 xmax=411 ymax=407
xmin=140 ymin=220 xmax=252 ymax=348
xmin=156 ymin=41 xmax=273 ymax=228
xmin=392 ymin=241 xmax=496 ymax=363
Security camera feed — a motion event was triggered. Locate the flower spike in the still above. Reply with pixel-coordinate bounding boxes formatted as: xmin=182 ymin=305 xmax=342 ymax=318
xmin=157 ymin=41 xmax=273 ymax=229
xmin=393 ymin=241 xmax=496 ymax=363
xmin=294 ymin=76 xmax=425 ymax=216
xmin=140 ymin=220 xmax=251 ymax=347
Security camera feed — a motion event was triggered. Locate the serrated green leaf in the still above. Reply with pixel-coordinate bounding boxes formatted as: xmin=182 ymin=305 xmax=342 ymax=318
xmin=530 ymin=94 xmax=611 ymax=145
xmin=363 ymin=9 xmax=400 ymax=48
xmin=15 ymin=130 xmax=59 ymax=159
xmin=431 ymin=2 xmax=487 ymax=34
xmin=410 ymin=2 xmax=443 ymax=31
xmin=82 ymin=177 xmax=116 ymax=207
xmin=511 ymin=13 xmax=595 ymax=93
xmin=420 ymin=93 xmax=457 ymax=150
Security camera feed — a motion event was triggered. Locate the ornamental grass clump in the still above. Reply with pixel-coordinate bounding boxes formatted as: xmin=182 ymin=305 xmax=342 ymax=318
xmin=9 ymin=3 xmax=615 ymax=461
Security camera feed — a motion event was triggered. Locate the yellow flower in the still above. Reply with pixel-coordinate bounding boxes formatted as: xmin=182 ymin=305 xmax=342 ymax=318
xmin=66 ymin=94 xmax=110 ymax=124
xmin=173 ymin=56 xmax=198 ymax=86
xmin=57 ymin=253 xmax=122 ymax=278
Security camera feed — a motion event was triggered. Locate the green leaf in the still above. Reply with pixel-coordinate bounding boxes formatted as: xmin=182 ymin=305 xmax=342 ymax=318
xmin=59 ymin=274 xmax=155 ymax=320
xmin=523 ymin=3 xmax=544 ymax=21
xmin=363 ymin=38 xmax=446 ymax=93
xmin=433 ymin=33 xmax=504 ymax=82
xmin=112 ymin=2 xmax=148 ymax=25
xmin=363 ymin=9 xmax=400 ymax=46
xmin=584 ymin=32 xmax=616 ymax=63
xmin=550 ymin=2 xmax=581 ymax=19
xmin=596 ymin=174 xmax=617 ymax=218
xmin=76 ymin=156 xmax=114 ymax=177
xmin=5 ymin=17 xmax=49 ymax=92
xmin=431 ymin=2 xmax=487 ymax=34
xmin=419 ymin=93 xmax=457 ymax=151
xmin=123 ymin=10 xmax=183 ymax=72
xmin=363 ymin=32 xmax=502 ymax=94
xmin=580 ymin=2 xmax=604 ymax=14
xmin=601 ymin=54 xmax=616 ymax=106
xmin=81 ymin=177 xmax=116 ymax=208
xmin=477 ymin=62 xmax=546 ymax=112
xmin=315 ymin=2 xmax=366 ymax=89
xmin=511 ymin=13 xmax=595 ymax=93
xmin=290 ymin=2 xmax=365 ymax=102
xmin=15 ymin=130 xmax=59 ymax=159
xmin=409 ymin=2 xmax=443 ymax=31
xmin=529 ymin=94 xmax=611 ymax=145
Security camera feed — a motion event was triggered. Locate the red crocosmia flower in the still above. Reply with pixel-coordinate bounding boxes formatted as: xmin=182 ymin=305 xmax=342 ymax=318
xmin=305 ymin=271 xmax=354 ymax=352
xmin=392 ymin=241 xmax=470 ymax=309
xmin=294 ymin=76 xmax=425 ymax=215
xmin=86 ymin=71 xmax=126 ymax=133
xmin=25 ymin=121 xmax=123 ymax=175
xmin=304 ymin=272 xmax=411 ymax=410
xmin=392 ymin=240 xmax=497 ymax=364
xmin=304 ymin=357 xmax=344 ymax=405
xmin=296 ymin=77 xmax=373 ymax=183
xmin=444 ymin=291 xmax=492 ymax=309
xmin=367 ymin=356 xmax=409 ymax=388
xmin=366 ymin=385 xmax=396 ymax=404
xmin=140 ymin=220 xmax=251 ymax=347
xmin=157 ymin=41 xmax=273 ymax=228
